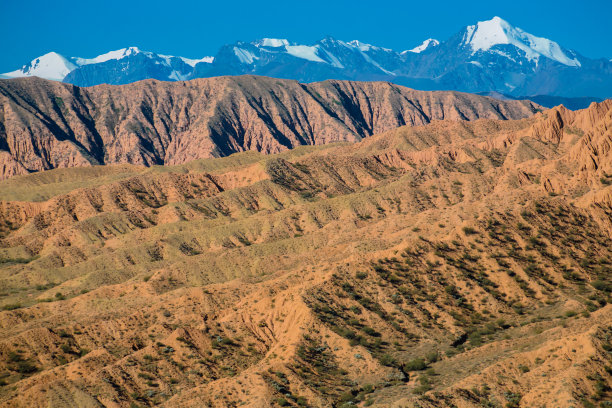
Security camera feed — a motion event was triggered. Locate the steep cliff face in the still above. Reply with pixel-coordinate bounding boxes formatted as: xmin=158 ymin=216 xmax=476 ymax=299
xmin=0 ymin=76 xmax=541 ymax=180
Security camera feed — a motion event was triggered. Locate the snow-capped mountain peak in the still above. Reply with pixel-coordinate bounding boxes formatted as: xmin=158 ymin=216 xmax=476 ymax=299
xmin=405 ymin=38 xmax=440 ymax=54
xmin=1 ymin=48 xmax=214 ymax=82
xmin=254 ymin=38 xmax=290 ymax=48
xmin=345 ymin=40 xmax=392 ymax=53
xmin=285 ymin=45 xmax=325 ymax=63
xmin=174 ymin=56 xmax=214 ymax=67
xmin=347 ymin=40 xmax=373 ymax=51
xmin=233 ymin=47 xmax=260 ymax=64
xmin=75 ymin=47 xmax=143 ymax=65
xmin=462 ymin=16 xmax=581 ymax=67
xmin=1 ymin=52 xmax=77 ymax=81
xmin=2 ymin=18 xmax=606 ymax=98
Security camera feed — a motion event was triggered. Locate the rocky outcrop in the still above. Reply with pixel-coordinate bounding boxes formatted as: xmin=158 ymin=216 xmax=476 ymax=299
xmin=0 ymin=76 xmax=541 ymax=180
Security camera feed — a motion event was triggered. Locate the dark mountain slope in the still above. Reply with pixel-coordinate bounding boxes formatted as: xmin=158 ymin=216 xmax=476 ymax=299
xmin=0 ymin=76 xmax=540 ymax=180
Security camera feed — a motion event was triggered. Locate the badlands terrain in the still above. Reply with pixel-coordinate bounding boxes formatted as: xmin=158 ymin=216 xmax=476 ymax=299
xmin=0 ymin=76 xmax=540 ymax=180
xmin=0 ymin=77 xmax=610 ymax=408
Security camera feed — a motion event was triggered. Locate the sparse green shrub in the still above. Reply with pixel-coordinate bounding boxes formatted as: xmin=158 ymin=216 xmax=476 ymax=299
xmin=425 ymin=351 xmax=439 ymax=363
xmin=565 ymin=310 xmax=577 ymax=318
xmin=592 ymin=280 xmax=611 ymax=292
xmin=463 ymin=226 xmax=478 ymax=235
xmin=16 ymin=360 xmax=37 ymax=374
xmin=361 ymin=327 xmax=380 ymax=337
xmin=379 ymin=353 xmax=396 ymax=367
xmin=504 ymin=392 xmax=522 ymax=408
xmin=412 ymin=375 xmax=433 ymax=394
xmin=212 ymin=337 xmax=237 ymax=349
xmin=7 ymin=351 xmax=22 ymax=362
xmin=362 ymin=384 xmax=374 ymax=393
xmin=404 ymin=358 xmax=427 ymax=371
xmin=58 ymin=330 xmax=71 ymax=338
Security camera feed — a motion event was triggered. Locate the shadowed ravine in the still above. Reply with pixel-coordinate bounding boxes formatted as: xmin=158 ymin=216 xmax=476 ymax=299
xmin=0 ymin=76 xmax=542 ymax=180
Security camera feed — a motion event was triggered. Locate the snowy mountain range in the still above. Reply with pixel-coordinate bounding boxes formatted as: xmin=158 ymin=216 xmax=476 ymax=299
xmin=1 ymin=47 xmax=213 ymax=86
xmin=2 ymin=17 xmax=611 ymax=99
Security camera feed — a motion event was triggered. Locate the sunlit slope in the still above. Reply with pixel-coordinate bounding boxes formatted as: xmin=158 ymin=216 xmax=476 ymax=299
xmin=0 ymin=101 xmax=610 ymax=408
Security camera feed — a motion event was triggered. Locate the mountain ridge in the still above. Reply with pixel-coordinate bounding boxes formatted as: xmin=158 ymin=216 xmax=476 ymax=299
xmin=2 ymin=17 xmax=611 ymax=98
xmin=0 ymin=75 xmax=542 ymax=180
xmin=1 ymin=47 xmax=214 ymax=85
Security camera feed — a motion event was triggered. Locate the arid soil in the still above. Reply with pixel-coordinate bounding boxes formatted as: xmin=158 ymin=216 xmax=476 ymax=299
xmin=0 ymin=96 xmax=610 ymax=407
xmin=0 ymin=76 xmax=541 ymax=180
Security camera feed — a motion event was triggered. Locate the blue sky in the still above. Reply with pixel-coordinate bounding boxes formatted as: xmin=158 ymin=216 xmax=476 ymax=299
xmin=1 ymin=0 xmax=610 ymax=72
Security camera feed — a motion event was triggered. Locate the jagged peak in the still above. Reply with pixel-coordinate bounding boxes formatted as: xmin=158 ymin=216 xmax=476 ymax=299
xmin=253 ymin=38 xmax=290 ymax=48
xmin=404 ymin=38 xmax=440 ymax=54
xmin=1 ymin=52 xmax=77 ymax=81
xmin=462 ymin=16 xmax=581 ymax=67
xmin=75 ymin=47 xmax=144 ymax=65
xmin=345 ymin=40 xmax=392 ymax=52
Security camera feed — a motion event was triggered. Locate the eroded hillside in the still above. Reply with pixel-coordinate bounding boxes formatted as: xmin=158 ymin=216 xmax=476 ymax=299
xmin=0 ymin=101 xmax=610 ymax=408
xmin=0 ymin=76 xmax=542 ymax=180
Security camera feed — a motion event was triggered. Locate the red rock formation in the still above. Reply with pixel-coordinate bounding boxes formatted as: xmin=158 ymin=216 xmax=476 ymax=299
xmin=0 ymin=76 xmax=541 ymax=180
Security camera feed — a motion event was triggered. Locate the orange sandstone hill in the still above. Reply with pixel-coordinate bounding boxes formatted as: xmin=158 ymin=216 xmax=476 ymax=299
xmin=0 ymin=95 xmax=610 ymax=407
xmin=0 ymin=76 xmax=541 ymax=180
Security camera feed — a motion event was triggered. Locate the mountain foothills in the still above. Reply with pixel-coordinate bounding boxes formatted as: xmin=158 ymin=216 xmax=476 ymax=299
xmin=0 ymin=75 xmax=541 ymax=180
xmin=2 ymin=17 xmax=611 ymax=100
xmin=0 ymin=94 xmax=611 ymax=407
